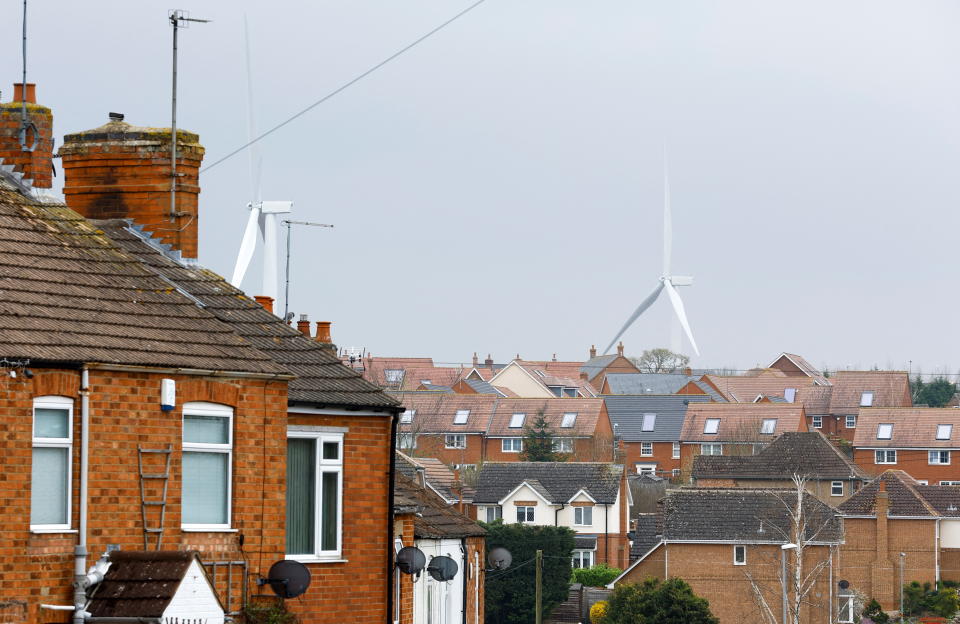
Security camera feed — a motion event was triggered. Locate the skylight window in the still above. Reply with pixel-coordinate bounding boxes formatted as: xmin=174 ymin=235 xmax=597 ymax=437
xmin=534 ymin=370 xmax=546 ymax=378
xmin=420 ymin=379 xmax=432 ymax=385
xmin=877 ymin=423 xmax=893 ymax=439
xmin=937 ymin=424 xmax=953 ymax=440
xmin=784 ymin=388 xmax=797 ymax=403
xmin=704 ymin=418 xmax=720 ymax=435
xmin=454 ymin=410 xmax=470 ymax=425
xmin=860 ymin=392 xmax=874 ymax=407
xmin=509 ymin=413 xmax=526 ymax=428
xmin=561 ymin=413 xmax=577 ymax=428
xmin=760 ymin=419 xmax=777 ymax=434
xmin=400 ymin=409 xmax=415 ymax=424
xmin=641 ymin=413 xmax=656 ymax=432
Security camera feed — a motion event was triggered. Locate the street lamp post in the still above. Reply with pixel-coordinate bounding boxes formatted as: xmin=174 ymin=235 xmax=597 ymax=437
xmin=781 ymin=543 xmax=798 ymax=624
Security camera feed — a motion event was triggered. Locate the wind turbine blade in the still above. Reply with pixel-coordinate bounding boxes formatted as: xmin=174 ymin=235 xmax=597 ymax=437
xmin=243 ymin=15 xmax=261 ymax=203
xmin=663 ymin=149 xmax=672 ymax=277
xmin=231 ymin=203 xmax=261 ymax=287
xmin=663 ymin=280 xmax=700 ymax=356
xmin=603 ymin=282 xmax=665 ymax=355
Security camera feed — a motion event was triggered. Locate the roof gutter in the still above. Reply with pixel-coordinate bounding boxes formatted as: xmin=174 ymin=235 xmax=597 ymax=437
xmin=83 ymin=362 xmax=295 ymax=380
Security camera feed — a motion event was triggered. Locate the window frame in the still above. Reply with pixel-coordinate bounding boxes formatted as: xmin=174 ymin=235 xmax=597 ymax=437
xmin=876 ymin=423 xmax=893 ymax=439
xmin=286 ymin=429 xmax=344 ymax=561
xmin=672 ymin=442 xmax=681 ymax=459
xmin=640 ymin=441 xmax=653 ymax=457
xmin=760 ymin=419 xmax=777 ymax=435
xmin=400 ymin=409 xmax=415 ymax=424
xmin=875 ymin=449 xmax=897 ymax=464
xmin=502 ymin=438 xmax=523 ymax=453
xmin=831 ymin=481 xmax=844 ymax=497
xmin=641 ymin=413 xmax=656 ymax=432
xmin=635 ymin=464 xmax=656 ymax=475
xmin=484 ymin=506 xmax=502 ymax=523
xmin=860 ymin=391 xmax=874 ymax=407
xmin=561 ymin=412 xmax=577 ymax=428
xmin=552 ymin=438 xmax=573 ymax=453
xmin=929 ymin=450 xmax=951 ymax=465
xmin=453 ymin=410 xmax=470 ymax=425
xmin=940 ymin=481 xmax=960 ymax=486
xmin=703 ymin=418 xmax=720 ymax=434
xmin=182 ymin=402 xmax=234 ymax=531
xmin=397 ymin=433 xmax=417 ymax=449
xmin=572 ymin=549 xmax=594 ymax=569
xmin=812 ymin=415 xmax=822 ymax=429
xmin=838 ymin=594 xmax=854 ymax=623
xmin=701 ymin=443 xmax=723 ymax=456
xmin=516 ymin=506 xmax=535 ymax=523
xmin=845 ymin=414 xmax=857 ymax=429
xmin=733 ymin=545 xmax=746 ymax=566
xmin=574 ymin=506 xmax=594 ymax=526
xmin=509 ymin=413 xmax=526 ymax=429
xmin=937 ymin=424 xmax=953 ymax=440
xmin=445 ymin=434 xmax=466 ymax=449
xmin=31 ymin=396 xmax=74 ymax=531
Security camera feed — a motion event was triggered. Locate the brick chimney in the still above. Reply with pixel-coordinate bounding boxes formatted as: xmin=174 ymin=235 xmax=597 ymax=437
xmin=472 ymin=353 xmax=479 ymax=367
xmin=59 ymin=114 xmax=204 ymax=259
xmin=484 ymin=354 xmax=493 ymax=369
xmin=0 ymin=83 xmax=54 ymax=188
xmin=315 ymin=321 xmax=335 ymax=352
xmin=617 ymin=342 xmax=624 ymax=357
xmin=297 ymin=314 xmax=311 ymax=337
xmin=871 ymin=477 xmax=895 ymax=608
xmin=254 ymin=296 xmax=274 ymax=314
xmin=589 ymin=345 xmax=597 ymax=359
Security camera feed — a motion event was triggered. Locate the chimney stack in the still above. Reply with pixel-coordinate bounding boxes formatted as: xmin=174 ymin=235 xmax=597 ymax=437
xmin=589 ymin=345 xmax=597 ymax=359
xmin=59 ymin=115 xmax=204 ymax=259
xmin=315 ymin=321 xmax=335 ymax=352
xmin=484 ymin=354 xmax=493 ymax=369
xmin=254 ymin=296 xmax=274 ymax=315
xmin=472 ymin=353 xmax=478 ymax=367
xmin=617 ymin=342 xmax=624 ymax=357
xmin=0 ymin=83 xmax=54 ymax=188
xmin=297 ymin=314 xmax=311 ymax=337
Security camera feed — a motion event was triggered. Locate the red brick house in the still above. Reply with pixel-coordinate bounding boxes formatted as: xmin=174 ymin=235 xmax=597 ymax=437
xmin=820 ymin=371 xmax=912 ymax=440
xmin=852 ymin=408 xmax=960 ymax=484
xmin=0 ymin=99 xmax=402 ymax=624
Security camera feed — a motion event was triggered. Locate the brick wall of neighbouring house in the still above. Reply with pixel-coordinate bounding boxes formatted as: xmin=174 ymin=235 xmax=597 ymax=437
xmin=852 ymin=449 xmax=960 ymax=483
xmin=464 ymin=535 xmax=486 ymax=624
xmin=690 ymin=478 xmax=859 ymax=504
xmin=622 ymin=441 xmax=679 ymax=478
xmin=941 ymin=549 xmax=960 ymax=582
xmin=288 ymin=411 xmax=394 ymax=624
xmin=393 ymin=515 xmax=416 ymax=624
xmin=405 ymin=433 xmax=484 ymax=466
xmin=0 ymin=368 xmax=288 ymax=624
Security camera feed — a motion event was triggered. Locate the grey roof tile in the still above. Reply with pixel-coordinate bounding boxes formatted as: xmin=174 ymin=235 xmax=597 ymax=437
xmin=604 ymin=395 xmax=713 ymax=442
xmin=473 ymin=462 xmax=622 ymax=504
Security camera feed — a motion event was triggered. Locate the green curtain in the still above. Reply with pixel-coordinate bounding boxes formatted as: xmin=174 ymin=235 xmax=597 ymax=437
xmin=286 ymin=439 xmax=316 ymax=554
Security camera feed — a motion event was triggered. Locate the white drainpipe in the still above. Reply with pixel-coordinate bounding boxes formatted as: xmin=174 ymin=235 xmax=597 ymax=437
xmin=73 ymin=367 xmax=90 ymax=624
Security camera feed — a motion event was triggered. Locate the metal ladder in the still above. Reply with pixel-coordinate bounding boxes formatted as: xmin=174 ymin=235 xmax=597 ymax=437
xmin=138 ymin=445 xmax=172 ymax=550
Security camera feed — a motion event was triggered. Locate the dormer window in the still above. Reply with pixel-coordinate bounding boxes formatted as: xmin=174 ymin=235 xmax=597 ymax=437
xmin=877 ymin=423 xmax=893 ymax=439
xmin=509 ymin=413 xmax=526 ymax=428
xmin=784 ymin=388 xmax=797 ymax=403
xmin=400 ymin=409 xmax=415 ymax=424
xmin=548 ymin=386 xmax=563 ymax=397
xmin=561 ymin=413 xmax=577 ymax=428
xmin=860 ymin=392 xmax=874 ymax=407
xmin=564 ymin=388 xmax=578 ymax=398
xmin=704 ymin=418 xmax=720 ymax=435
xmin=641 ymin=413 xmax=656 ymax=432
xmin=937 ymin=424 xmax=953 ymax=440
xmin=760 ymin=419 xmax=777 ymax=435
xmin=454 ymin=410 xmax=470 ymax=425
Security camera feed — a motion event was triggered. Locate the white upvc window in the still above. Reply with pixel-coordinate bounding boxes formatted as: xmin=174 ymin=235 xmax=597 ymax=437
xmin=502 ymin=438 xmax=523 ymax=453
xmin=937 ymin=424 xmax=953 ymax=440
xmin=760 ymin=419 xmax=777 ymax=435
xmin=641 ymin=413 xmax=656 ymax=432
xmin=671 ymin=468 xmax=681 ymax=478
xmin=929 ymin=450 xmax=951 ymax=465
xmin=32 ymin=396 xmax=73 ymax=530
xmin=940 ymin=481 xmax=960 ymax=486
xmin=453 ymin=409 xmax=470 ymax=425
xmin=397 ymin=433 xmax=417 ymax=449
xmin=860 ymin=392 xmax=874 ymax=407
xmin=784 ymin=388 xmax=797 ymax=403
xmin=877 ymin=423 xmax=893 ymax=439
xmin=182 ymin=402 xmax=233 ymax=530
xmin=400 ymin=409 xmax=415 ymax=424
xmin=572 ymin=550 xmax=594 ymax=569
xmin=672 ymin=442 xmax=680 ymax=459
xmin=875 ymin=450 xmax=897 ymax=464
xmin=509 ymin=413 xmax=526 ymax=428
xmin=484 ymin=506 xmax=502 ymax=522
xmin=640 ymin=442 xmax=653 ymax=457
xmin=286 ymin=430 xmax=343 ymax=560
xmin=516 ymin=506 xmax=534 ymax=523
xmin=838 ymin=593 xmax=854 ymax=623
xmin=846 ymin=415 xmax=857 ymax=428
xmin=552 ymin=438 xmax=573 ymax=453
xmin=445 ymin=434 xmax=466 ymax=449
xmin=812 ymin=415 xmax=822 ymax=429
xmin=703 ymin=418 xmax=720 ymax=434
xmin=733 ymin=545 xmax=746 ymax=565
xmin=636 ymin=464 xmax=656 ymax=474
xmin=701 ymin=443 xmax=723 ymax=456
xmin=561 ymin=413 xmax=577 ymax=428
xmin=574 ymin=506 xmax=594 ymax=526
xmin=831 ymin=481 xmax=844 ymax=496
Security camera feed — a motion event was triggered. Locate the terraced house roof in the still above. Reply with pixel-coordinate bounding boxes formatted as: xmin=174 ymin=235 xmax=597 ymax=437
xmin=473 ymin=462 xmax=623 ymax=504
xmin=681 ymin=403 xmax=807 ymax=443
xmin=852 ymin=408 xmax=960 ymax=449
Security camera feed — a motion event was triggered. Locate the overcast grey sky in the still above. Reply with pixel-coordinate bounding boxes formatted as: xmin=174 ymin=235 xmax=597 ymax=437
xmin=5 ymin=1 xmax=960 ymax=373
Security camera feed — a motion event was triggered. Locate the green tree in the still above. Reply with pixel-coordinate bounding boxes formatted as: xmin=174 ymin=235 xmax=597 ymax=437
xmin=482 ymin=522 xmax=575 ymax=624
xmin=902 ymin=580 xmax=960 ymax=618
xmin=913 ymin=377 xmax=957 ymax=408
xmin=520 ymin=411 xmax=566 ymax=462
xmin=571 ymin=563 xmax=622 ymax=587
xmin=631 ymin=348 xmax=690 ymax=373
xmin=605 ymin=577 xmax=719 ymax=624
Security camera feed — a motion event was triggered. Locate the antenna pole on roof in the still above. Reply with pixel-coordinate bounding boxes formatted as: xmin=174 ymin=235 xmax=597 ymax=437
xmin=168 ymin=10 xmax=210 ymax=222
xmin=283 ymin=219 xmax=334 ymax=320
xmin=18 ymin=0 xmax=36 ymax=152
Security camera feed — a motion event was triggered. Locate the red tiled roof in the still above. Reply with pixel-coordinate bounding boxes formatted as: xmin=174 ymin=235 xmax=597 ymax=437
xmin=395 ymin=393 xmax=498 ymax=434
xmin=703 ymin=374 xmax=816 ymax=404
xmin=828 ymin=371 xmax=911 ymax=413
xmin=486 ymin=398 xmax=605 ymax=437
xmin=681 ymin=403 xmax=807 ymax=443
xmin=852 ymin=408 xmax=960 ymax=448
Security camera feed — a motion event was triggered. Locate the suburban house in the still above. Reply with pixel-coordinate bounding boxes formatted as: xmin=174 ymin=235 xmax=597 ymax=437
xmin=0 ymin=95 xmax=402 ymax=624
xmin=396 ymin=451 xmax=474 ymax=507
xmin=852 ymin=408 xmax=960 ymax=484
xmin=678 ymin=403 xmax=809 ymax=471
xmin=822 ymin=371 xmax=912 ymax=440
xmin=692 ymin=431 xmax=870 ymax=502
xmin=768 ymin=352 xmax=831 ymax=385
xmin=601 ymin=371 xmax=726 ymax=402
xmin=393 ymin=394 xmax=498 ymax=467
xmin=699 ymin=370 xmax=816 ymax=404
xmin=362 ymin=356 xmax=467 ymax=392
xmin=486 ymin=359 xmax=598 ymax=398
xmin=578 ymin=344 xmax=642 ymax=389
xmin=393 ymin=473 xmax=485 ymax=624
xmin=611 ymin=488 xmax=843 ymax=623
xmin=472 ymin=463 xmax=631 ymax=568
xmin=603 ymin=395 xmax=713 ymax=478
xmin=837 ymin=471 xmax=960 ymax=611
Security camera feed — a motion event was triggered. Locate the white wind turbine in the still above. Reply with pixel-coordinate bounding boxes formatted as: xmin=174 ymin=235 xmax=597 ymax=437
xmin=229 ymin=18 xmax=292 ymax=307
xmin=603 ymin=157 xmax=700 ymax=356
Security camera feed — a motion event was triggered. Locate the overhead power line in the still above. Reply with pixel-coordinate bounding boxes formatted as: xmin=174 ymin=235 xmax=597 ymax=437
xmin=201 ymin=0 xmax=489 ymax=174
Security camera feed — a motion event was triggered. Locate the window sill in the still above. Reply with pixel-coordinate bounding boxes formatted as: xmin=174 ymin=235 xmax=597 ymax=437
xmin=30 ymin=528 xmax=78 ymax=534
xmin=181 ymin=528 xmax=239 ymax=533
xmin=285 ymin=555 xmax=348 ymax=564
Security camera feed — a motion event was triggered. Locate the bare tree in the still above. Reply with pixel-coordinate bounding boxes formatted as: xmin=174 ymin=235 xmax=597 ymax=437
xmin=630 ymin=348 xmax=690 ymax=373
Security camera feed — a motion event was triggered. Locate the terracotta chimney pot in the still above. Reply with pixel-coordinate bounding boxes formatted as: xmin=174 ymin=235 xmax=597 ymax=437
xmin=315 ymin=321 xmax=332 ymax=343
xmin=297 ymin=314 xmax=311 ymax=337
xmin=617 ymin=342 xmax=625 ymax=357
xmin=254 ymin=296 xmax=274 ymax=314
xmin=589 ymin=345 xmax=597 ymax=359
xmin=13 ymin=83 xmax=36 ymax=104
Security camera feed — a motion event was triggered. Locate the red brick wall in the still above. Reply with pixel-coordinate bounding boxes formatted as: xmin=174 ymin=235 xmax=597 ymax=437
xmin=852 ymin=448 xmax=960 ymax=483
xmin=0 ymin=99 xmax=55 ymax=188
xmin=622 ymin=441 xmax=679 ymax=477
xmin=406 ymin=433 xmax=484 ymax=466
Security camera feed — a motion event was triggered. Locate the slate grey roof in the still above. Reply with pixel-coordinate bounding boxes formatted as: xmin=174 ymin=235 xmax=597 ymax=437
xmin=838 ymin=471 xmax=945 ymax=517
xmin=580 ymin=355 xmax=618 ymax=380
xmin=604 ymin=395 xmax=713 ymax=442
xmin=662 ymin=488 xmax=842 ymax=543
xmin=692 ymin=380 xmax=727 ymax=402
xmin=604 ymin=373 xmax=696 ymax=395
xmin=630 ymin=513 xmax=660 ymax=560
xmin=98 ymin=221 xmax=398 ymax=409
xmin=464 ymin=378 xmax=504 ymax=396
xmin=473 ymin=462 xmax=623 ymax=504
xmin=393 ymin=473 xmax=486 ymax=539
xmin=692 ymin=432 xmax=868 ymax=481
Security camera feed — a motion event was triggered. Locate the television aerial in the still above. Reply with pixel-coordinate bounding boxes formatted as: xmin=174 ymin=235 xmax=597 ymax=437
xmin=258 ymin=560 xmax=311 ymax=599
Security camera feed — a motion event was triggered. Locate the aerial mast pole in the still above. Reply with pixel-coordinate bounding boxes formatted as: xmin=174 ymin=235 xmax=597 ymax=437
xmin=283 ymin=220 xmax=334 ymax=320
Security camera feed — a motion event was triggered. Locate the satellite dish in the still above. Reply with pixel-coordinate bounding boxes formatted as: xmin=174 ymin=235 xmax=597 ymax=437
xmin=487 ymin=547 xmax=512 ymax=571
xmin=838 ymin=579 xmax=850 ymax=590
xmin=264 ymin=560 xmax=311 ymax=599
xmin=396 ymin=546 xmax=426 ymax=575
xmin=427 ymin=556 xmax=458 ymax=582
